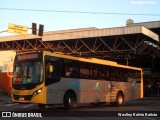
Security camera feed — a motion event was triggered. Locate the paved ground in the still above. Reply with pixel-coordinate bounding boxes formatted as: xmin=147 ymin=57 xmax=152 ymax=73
xmin=0 ymin=95 xmax=160 ymax=119
xmin=0 ymin=94 xmax=11 ymax=104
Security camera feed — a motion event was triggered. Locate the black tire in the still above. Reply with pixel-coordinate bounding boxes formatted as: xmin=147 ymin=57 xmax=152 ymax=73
xmin=38 ymin=104 xmax=46 ymax=109
xmin=115 ymin=92 xmax=124 ymax=107
xmin=63 ymin=91 xmax=77 ymax=110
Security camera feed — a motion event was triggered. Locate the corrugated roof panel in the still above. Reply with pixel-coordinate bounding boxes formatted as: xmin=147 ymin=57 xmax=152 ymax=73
xmin=42 ymin=26 xmax=159 ymax=42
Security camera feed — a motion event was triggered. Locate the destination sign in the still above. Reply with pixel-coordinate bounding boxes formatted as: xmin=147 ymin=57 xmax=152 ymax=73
xmin=17 ymin=54 xmax=38 ymax=60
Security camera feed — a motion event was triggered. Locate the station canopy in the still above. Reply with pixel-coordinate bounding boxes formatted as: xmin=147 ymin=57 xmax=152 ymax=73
xmin=0 ymin=21 xmax=159 ymax=61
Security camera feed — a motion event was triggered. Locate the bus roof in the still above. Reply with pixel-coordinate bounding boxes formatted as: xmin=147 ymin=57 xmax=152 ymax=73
xmin=16 ymin=51 xmax=141 ymax=71
xmin=43 ymin=51 xmax=142 ymax=71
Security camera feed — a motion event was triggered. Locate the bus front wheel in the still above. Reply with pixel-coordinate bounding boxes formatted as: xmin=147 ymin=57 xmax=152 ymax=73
xmin=115 ymin=92 xmax=124 ymax=107
xmin=63 ymin=91 xmax=77 ymax=110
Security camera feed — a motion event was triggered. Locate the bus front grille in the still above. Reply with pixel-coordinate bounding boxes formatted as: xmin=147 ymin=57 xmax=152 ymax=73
xmin=13 ymin=94 xmax=32 ymax=101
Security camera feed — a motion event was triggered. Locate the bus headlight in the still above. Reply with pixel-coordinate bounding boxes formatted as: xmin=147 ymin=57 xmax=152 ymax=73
xmin=33 ymin=89 xmax=42 ymax=97
xmin=38 ymin=89 xmax=42 ymax=93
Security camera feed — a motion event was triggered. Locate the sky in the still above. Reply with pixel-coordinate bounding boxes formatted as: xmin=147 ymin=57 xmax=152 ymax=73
xmin=0 ymin=0 xmax=160 ymax=36
xmin=0 ymin=0 xmax=160 ymax=63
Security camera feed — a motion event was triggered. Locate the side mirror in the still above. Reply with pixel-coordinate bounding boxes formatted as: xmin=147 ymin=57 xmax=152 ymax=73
xmin=49 ymin=65 xmax=53 ymax=73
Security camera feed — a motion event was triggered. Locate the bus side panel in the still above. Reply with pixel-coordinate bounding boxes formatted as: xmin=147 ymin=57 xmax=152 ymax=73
xmin=78 ymin=79 xmax=93 ymax=103
xmin=92 ymin=80 xmax=106 ymax=103
xmin=46 ymin=78 xmax=82 ymax=104
xmin=46 ymin=80 xmax=65 ymax=104
xmin=124 ymin=83 xmax=141 ymax=101
xmin=78 ymin=79 xmax=105 ymax=103
xmin=98 ymin=80 xmax=107 ymax=102
xmin=79 ymin=80 xmax=114 ymax=103
xmin=46 ymin=78 xmax=110 ymax=104
xmin=46 ymin=78 xmax=141 ymax=105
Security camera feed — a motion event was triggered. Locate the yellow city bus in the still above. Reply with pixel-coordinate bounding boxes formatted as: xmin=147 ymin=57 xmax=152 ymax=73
xmin=11 ymin=51 xmax=143 ymax=109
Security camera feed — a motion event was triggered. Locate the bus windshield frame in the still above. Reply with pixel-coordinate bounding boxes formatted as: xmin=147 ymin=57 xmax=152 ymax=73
xmin=12 ymin=52 xmax=43 ymax=90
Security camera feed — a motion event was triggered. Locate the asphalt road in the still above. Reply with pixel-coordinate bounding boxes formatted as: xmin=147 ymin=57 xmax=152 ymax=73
xmin=0 ymin=97 xmax=160 ymax=120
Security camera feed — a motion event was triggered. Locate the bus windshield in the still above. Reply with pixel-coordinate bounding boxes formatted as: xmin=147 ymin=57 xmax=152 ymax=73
xmin=13 ymin=61 xmax=42 ymax=84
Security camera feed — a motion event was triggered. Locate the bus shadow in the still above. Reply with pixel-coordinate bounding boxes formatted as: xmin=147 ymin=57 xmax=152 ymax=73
xmin=17 ymin=99 xmax=158 ymax=112
xmin=24 ymin=103 xmax=117 ymax=111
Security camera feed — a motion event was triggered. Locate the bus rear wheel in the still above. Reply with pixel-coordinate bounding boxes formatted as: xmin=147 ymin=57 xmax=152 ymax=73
xmin=115 ymin=92 xmax=124 ymax=107
xmin=63 ymin=91 xmax=77 ymax=110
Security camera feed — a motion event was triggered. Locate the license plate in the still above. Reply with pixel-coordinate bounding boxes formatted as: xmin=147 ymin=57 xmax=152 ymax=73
xmin=19 ymin=97 xmax=24 ymax=100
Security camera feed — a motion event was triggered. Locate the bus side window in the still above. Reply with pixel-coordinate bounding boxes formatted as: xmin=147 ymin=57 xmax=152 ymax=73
xmin=80 ymin=63 xmax=90 ymax=79
xmin=80 ymin=66 xmax=84 ymax=78
xmin=45 ymin=64 xmax=51 ymax=79
xmin=53 ymin=63 xmax=61 ymax=80
xmin=69 ymin=68 xmax=79 ymax=78
xmin=105 ymin=68 xmax=109 ymax=80
xmin=45 ymin=61 xmax=61 ymax=85
xmin=45 ymin=56 xmax=61 ymax=86
xmin=133 ymin=71 xmax=141 ymax=83
xmin=123 ymin=70 xmax=128 ymax=82
xmin=109 ymin=68 xmax=115 ymax=81
xmin=64 ymin=59 xmax=80 ymax=78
